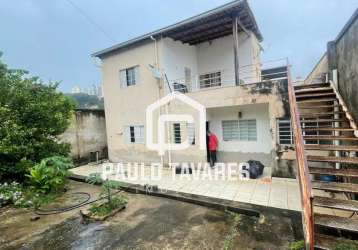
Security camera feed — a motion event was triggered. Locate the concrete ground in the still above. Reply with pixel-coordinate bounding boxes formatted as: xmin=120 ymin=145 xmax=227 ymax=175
xmin=0 ymin=180 xmax=301 ymax=250
xmin=71 ymin=163 xmax=302 ymax=211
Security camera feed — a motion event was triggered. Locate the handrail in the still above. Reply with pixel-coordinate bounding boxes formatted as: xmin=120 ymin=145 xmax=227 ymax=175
xmin=329 ymin=80 xmax=358 ymax=137
xmin=287 ymin=65 xmax=315 ymax=249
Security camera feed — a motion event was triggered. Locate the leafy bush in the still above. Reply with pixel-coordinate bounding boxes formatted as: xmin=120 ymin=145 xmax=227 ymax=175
xmin=27 ymin=156 xmax=73 ymax=194
xmin=0 ymin=181 xmax=22 ymax=207
xmin=0 ymin=53 xmax=75 ymax=181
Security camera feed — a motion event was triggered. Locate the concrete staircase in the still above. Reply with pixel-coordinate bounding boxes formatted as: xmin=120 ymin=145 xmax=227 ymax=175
xmin=293 ymin=82 xmax=358 ymax=249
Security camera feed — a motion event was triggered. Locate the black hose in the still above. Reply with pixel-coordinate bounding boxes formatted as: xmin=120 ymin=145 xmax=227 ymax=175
xmin=34 ymin=190 xmax=122 ymax=215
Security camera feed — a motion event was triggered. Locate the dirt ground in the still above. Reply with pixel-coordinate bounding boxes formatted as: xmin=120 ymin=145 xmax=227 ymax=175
xmin=0 ymin=180 xmax=300 ymax=250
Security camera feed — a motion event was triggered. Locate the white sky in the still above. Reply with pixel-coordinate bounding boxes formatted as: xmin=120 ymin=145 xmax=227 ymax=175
xmin=0 ymin=0 xmax=356 ymax=92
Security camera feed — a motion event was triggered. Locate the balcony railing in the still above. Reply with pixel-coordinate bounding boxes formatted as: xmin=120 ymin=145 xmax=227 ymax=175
xmin=167 ymin=58 xmax=289 ymax=93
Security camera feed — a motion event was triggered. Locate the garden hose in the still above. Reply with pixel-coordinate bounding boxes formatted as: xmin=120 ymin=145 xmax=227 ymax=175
xmin=34 ymin=190 xmax=123 ymax=215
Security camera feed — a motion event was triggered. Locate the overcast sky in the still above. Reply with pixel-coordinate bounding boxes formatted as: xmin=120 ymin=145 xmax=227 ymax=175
xmin=0 ymin=0 xmax=356 ymax=92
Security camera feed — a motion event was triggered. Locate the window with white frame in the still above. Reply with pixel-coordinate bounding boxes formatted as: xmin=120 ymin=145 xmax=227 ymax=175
xmin=187 ymin=123 xmax=195 ymax=145
xmin=222 ymin=119 xmax=257 ymax=141
xmin=199 ymin=71 xmax=221 ymax=89
xmin=238 ymin=119 xmax=257 ymax=141
xmin=277 ymin=119 xmax=293 ymax=145
xmin=120 ymin=66 xmax=139 ymax=87
xmin=222 ymin=120 xmax=239 ymax=141
xmin=124 ymin=125 xmax=144 ymax=144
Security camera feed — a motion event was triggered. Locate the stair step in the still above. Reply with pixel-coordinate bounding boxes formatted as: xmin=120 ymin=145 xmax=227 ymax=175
xmin=312 ymin=181 xmax=358 ymax=193
xmin=309 ymin=167 xmax=358 ymax=177
xmin=298 ymin=104 xmax=341 ymax=110
xmin=302 ymin=127 xmax=354 ymax=132
xmin=315 ymin=234 xmax=358 ymax=250
xmin=296 ymin=93 xmax=336 ymax=99
xmin=307 ymin=155 xmax=358 ymax=164
xmin=295 ymin=87 xmax=333 ymax=94
xmin=294 ymin=83 xmax=329 ymax=90
xmin=301 ymin=119 xmax=347 ymax=123
xmin=305 ymin=144 xmax=358 ymax=151
xmin=315 ymin=214 xmax=358 ymax=232
xmin=297 ymin=98 xmax=337 ymax=104
xmin=300 ymin=112 xmax=346 ymax=118
xmin=313 ymin=196 xmax=358 ymax=212
xmin=304 ymin=135 xmax=358 ymax=141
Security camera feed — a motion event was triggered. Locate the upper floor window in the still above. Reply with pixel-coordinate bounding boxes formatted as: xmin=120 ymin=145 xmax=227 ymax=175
xmin=120 ymin=66 xmax=139 ymax=87
xmin=199 ymin=71 xmax=221 ymax=89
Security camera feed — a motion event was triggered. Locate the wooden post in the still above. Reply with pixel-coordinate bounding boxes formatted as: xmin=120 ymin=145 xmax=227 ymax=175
xmin=233 ymin=16 xmax=240 ymax=85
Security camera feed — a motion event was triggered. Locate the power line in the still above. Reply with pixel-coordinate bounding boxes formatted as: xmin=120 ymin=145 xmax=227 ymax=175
xmin=65 ymin=0 xmax=116 ymax=43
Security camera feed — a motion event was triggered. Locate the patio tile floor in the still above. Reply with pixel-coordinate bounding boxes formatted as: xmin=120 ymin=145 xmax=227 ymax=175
xmin=70 ymin=163 xmax=302 ymax=211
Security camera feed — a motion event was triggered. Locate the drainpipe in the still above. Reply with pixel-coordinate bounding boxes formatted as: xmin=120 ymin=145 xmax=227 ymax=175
xmin=150 ymin=36 xmax=172 ymax=168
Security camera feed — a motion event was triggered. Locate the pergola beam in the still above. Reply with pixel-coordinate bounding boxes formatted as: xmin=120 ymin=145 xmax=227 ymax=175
xmin=233 ymin=15 xmax=240 ymax=85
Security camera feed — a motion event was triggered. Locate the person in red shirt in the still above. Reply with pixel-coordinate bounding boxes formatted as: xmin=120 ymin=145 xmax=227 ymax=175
xmin=207 ymin=130 xmax=218 ymax=167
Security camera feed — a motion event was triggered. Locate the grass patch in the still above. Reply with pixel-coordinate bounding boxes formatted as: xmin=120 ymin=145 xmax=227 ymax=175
xmin=289 ymin=240 xmax=305 ymax=250
xmin=223 ymin=213 xmax=241 ymax=250
xmin=335 ymin=242 xmax=358 ymax=250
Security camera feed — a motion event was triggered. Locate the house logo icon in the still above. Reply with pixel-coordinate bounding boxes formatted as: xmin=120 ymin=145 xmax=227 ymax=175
xmin=146 ymin=92 xmax=206 ymax=156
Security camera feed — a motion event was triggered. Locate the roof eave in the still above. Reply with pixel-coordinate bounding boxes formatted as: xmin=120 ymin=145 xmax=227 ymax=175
xmin=92 ymin=0 xmax=263 ymax=58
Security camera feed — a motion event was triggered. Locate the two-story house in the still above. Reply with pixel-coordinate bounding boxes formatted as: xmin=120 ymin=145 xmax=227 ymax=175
xmin=93 ymin=0 xmax=292 ymax=177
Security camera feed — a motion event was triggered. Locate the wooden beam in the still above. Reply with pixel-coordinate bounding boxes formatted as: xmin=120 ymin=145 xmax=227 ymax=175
xmin=233 ymin=15 xmax=240 ymax=85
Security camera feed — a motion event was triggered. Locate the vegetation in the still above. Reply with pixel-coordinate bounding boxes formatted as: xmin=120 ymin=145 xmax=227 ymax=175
xmin=27 ymin=156 xmax=73 ymax=194
xmin=289 ymin=240 xmax=305 ymax=250
xmin=0 ymin=53 xmax=75 ymax=181
xmin=66 ymin=93 xmax=104 ymax=109
xmin=223 ymin=213 xmax=241 ymax=250
xmin=86 ymin=173 xmax=127 ymax=217
xmin=0 ymin=181 xmax=22 ymax=207
xmin=0 ymin=156 xmax=73 ymax=208
xmin=335 ymin=242 xmax=358 ymax=250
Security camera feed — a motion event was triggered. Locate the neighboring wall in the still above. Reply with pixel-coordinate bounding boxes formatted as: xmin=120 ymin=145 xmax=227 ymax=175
xmin=308 ymin=9 xmax=358 ymax=122
xmin=335 ymin=10 xmax=358 ymax=123
xmin=60 ymin=109 xmax=107 ymax=163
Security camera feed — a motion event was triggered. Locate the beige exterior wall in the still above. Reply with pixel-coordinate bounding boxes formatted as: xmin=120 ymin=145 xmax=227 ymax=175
xmin=101 ymin=40 xmax=164 ymax=163
xmin=100 ymin=33 xmax=289 ymax=175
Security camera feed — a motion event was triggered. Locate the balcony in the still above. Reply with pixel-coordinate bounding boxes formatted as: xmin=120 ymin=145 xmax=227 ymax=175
xmin=167 ymin=58 xmax=289 ymax=94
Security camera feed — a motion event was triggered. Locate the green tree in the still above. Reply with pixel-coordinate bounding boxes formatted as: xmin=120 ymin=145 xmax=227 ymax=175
xmin=66 ymin=93 xmax=104 ymax=109
xmin=0 ymin=53 xmax=75 ymax=181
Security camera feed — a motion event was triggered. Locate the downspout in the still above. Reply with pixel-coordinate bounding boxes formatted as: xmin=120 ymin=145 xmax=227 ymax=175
xmin=150 ymin=36 xmax=172 ymax=167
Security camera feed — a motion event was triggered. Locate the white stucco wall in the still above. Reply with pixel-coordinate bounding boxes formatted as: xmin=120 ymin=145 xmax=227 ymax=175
xmin=161 ymin=38 xmax=198 ymax=89
xmin=161 ymin=32 xmax=261 ymax=92
xmin=207 ymin=104 xmax=272 ymax=154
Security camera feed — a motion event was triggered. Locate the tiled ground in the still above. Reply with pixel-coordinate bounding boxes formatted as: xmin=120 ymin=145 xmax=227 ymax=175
xmin=70 ymin=163 xmax=302 ymax=211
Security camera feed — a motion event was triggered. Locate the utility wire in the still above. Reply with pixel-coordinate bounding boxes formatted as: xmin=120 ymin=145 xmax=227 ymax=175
xmin=65 ymin=0 xmax=116 ymax=43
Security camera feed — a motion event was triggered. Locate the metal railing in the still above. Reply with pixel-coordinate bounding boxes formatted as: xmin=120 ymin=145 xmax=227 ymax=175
xmin=287 ymin=65 xmax=315 ymax=249
xmin=167 ymin=58 xmax=289 ymax=93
